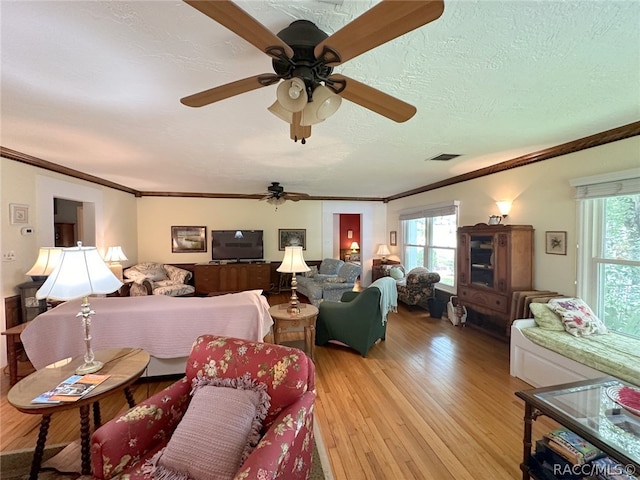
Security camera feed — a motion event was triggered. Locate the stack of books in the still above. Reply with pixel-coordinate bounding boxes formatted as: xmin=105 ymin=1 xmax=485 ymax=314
xmin=543 ymin=428 xmax=605 ymax=466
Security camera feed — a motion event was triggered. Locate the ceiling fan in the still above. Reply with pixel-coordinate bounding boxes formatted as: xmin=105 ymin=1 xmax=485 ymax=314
xmin=180 ymin=0 xmax=445 ymax=143
xmin=260 ymin=182 xmax=310 ymax=207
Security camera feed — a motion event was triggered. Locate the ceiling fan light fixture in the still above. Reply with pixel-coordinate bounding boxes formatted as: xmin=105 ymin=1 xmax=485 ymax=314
xmin=266 ymin=196 xmax=286 ymax=206
xmin=277 ymin=77 xmax=308 ymax=112
xmin=300 ymin=85 xmax=342 ymax=126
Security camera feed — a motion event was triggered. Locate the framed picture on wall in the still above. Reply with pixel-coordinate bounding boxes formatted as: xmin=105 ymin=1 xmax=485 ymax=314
xmin=10 ymin=204 xmax=29 ymax=224
xmin=545 ymin=231 xmax=567 ymax=255
xmin=171 ymin=226 xmax=207 ymax=253
xmin=390 ymin=231 xmax=397 ymax=246
xmin=279 ymin=229 xmax=306 ymax=250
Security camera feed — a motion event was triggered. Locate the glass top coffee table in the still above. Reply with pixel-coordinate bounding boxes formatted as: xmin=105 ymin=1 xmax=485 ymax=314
xmin=516 ymin=377 xmax=640 ymax=480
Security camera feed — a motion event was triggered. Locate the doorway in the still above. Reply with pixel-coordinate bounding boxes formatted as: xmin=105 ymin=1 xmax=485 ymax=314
xmin=54 ymin=198 xmax=82 ymax=247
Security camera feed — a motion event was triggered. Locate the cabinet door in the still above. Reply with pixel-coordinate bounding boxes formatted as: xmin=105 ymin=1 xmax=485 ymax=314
xmin=458 ymin=233 xmax=470 ymax=286
xmin=469 ymin=234 xmax=494 ymax=288
xmin=494 ymin=233 xmax=509 ymax=292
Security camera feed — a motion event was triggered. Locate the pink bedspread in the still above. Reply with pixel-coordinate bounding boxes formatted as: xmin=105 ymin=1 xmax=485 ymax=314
xmin=21 ymin=290 xmax=273 ymax=369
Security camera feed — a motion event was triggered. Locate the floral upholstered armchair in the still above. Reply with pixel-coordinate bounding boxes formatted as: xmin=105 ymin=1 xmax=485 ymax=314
xmin=396 ymin=267 xmax=441 ymax=307
xmin=124 ymin=262 xmax=195 ymax=297
xmin=91 ymin=335 xmax=316 ymax=480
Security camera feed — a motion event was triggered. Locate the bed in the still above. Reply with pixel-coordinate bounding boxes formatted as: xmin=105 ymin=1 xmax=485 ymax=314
xmin=21 ymin=290 xmax=273 ymax=377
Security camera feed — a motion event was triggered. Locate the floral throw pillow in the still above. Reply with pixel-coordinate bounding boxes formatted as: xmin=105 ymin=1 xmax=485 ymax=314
xmin=325 ymin=277 xmax=346 ymax=283
xmin=305 ymin=265 xmax=318 ymax=277
xmin=547 ymin=298 xmax=608 ymax=336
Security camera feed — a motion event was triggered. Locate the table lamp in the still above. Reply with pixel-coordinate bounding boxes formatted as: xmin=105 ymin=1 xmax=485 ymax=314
xmin=36 ymin=242 xmax=123 ymax=374
xmin=277 ymin=246 xmax=310 ymax=314
xmin=26 ymin=247 xmax=63 ymax=282
xmin=350 ymin=241 xmax=360 ymax=253
xmin=104 ymin=246 xmax=128 ymax=281
xmin=376 ymin=244 xmax=391 ymax=263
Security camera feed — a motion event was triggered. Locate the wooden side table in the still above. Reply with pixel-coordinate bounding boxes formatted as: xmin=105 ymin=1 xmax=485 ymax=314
xmin=2 ymin=321 xmax=32 ymax=386
xmin=268 ymin=304 xmax=319 ymax=361
xmin=7 ymin=348 xmax=150 ymax=479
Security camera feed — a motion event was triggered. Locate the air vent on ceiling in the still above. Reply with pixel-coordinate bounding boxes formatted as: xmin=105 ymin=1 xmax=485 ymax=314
xmin=427 ymin=153 xmax=461 ymax=161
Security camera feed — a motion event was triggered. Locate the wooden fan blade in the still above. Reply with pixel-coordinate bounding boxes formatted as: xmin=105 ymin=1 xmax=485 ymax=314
xmin=181 ymin=74 xmax=277 ymax=107
xmin=184 ymin=1 xmax=293 ymax=58
xmin=331 ymin=74 xmax=416 ymax=122
xmin=314 ymin=0 xmax=444 ymax=65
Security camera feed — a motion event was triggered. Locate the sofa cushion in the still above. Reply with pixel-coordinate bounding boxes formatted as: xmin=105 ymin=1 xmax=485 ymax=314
xmin=305 ymin=265 xmax=318 ymax=277
xmin=124 ymin=262 xmax=168 ymax=282
xmin=152 ymin=375 xmax=270 ymax=480
xmin=336 ymin=262 xmax=361 ymax=283
xmin=318 ymin=258 xmax=344 ymax=275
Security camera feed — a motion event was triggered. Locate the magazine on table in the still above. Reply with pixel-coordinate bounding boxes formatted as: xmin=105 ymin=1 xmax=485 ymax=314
xmin=32 ymin=374 xmax=111 ymax=404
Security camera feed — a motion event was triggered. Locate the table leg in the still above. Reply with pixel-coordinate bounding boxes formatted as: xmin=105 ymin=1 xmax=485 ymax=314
xmin=124 ymin=387 xmax=136 ymax=408
xmin=304 ymin=325 xmax=316 ymax=361
xmin=93 ymin=401 xmax=102 ymax=428
xmin=79 ymin=404 xmax=91 ymax=475
xmin=5 ymin=334 xmax=19 ymax=386
xmin=521 ymin=402 xmax=536 ymax=480
xmin=30 ymin=414 xmax=51 ymax=480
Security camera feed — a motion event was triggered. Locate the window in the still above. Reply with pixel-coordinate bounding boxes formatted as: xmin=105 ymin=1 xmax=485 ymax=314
xmin=400 ymin=201 xmax=459 ymax=289
xmin=574 ymin=171 xmax=640 ymax=338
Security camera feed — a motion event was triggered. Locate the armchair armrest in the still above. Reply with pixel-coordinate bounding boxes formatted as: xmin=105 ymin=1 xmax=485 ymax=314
xmin=236 ymin=391 xmax=316 ymax=479
xmin=321 ymin=281 xmax=354 ymax=291
xmin=91 ymin=378 xmax=191 ymax=480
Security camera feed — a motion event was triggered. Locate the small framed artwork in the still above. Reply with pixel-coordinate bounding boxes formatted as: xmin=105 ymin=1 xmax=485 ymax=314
xmin=545 ymin=231 xmax=567 ymax=255
xmin=279 ymin=229 xmax=306 ymax=250
xmin=347 ymin=229 xmax=353 ymax=239
xmin=390 ymin=231 xmax=397 ymax=246
xmin=10 ymin=204 xmax=29 ymax=224
xmin=171 ymin=226 xmax=207 ymax=253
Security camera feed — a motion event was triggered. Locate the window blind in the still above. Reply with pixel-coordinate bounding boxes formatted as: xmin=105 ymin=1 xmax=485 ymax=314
xmin=399 ymin=200 xmax=459 ymax=221
xmin=570 ymin=168 xmax=640 ymax=199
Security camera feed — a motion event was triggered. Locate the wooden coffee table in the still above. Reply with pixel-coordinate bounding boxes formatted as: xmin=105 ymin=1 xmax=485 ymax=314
xmin=269 ymin=304 xmax=319 ymax=360
xmin=7 ymin=348 xmax=150 ymax=479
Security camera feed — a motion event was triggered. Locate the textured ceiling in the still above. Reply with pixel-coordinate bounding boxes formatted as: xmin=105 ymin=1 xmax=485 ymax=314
xmin=1 ymin=1 xmax=639 ymax=198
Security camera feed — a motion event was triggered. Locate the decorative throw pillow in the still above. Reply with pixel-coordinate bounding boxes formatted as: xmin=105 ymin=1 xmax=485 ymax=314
xmin=150 ymin=375 xmax=270 ymax=480
xmin=389 ymin=266 xmax=405 ymax=280
xmin=547 ymin=297 xmax=608 ymax=336
xmin=305 ymin=265 xmax=318 ymax=277
xmin=325 ymin=277 xmax=346 ymax=283
xmin=529 ymin=303 xmax=564 ymax=331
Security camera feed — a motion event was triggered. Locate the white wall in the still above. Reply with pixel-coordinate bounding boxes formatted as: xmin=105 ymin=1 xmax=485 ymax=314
xmin=386 ymin=136 xmax=640 ymax=296
xmin=1 ymin=158 xmax=138 ymax=367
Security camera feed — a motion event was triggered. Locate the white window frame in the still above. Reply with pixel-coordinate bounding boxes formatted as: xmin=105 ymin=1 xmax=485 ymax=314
xmin=572 ymin=168 xmax=640 ymax=336
xmin=399 ymin=201 xmax=459 ymax=293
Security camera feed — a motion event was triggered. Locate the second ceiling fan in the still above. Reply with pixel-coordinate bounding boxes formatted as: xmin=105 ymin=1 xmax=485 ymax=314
xmin=181 ymin=0 xmax=445 ymax=143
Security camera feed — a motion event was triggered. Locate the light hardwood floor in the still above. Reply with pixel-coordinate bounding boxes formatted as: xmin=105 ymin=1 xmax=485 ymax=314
xmin=0 ymin=293 xmax=556 ymax=478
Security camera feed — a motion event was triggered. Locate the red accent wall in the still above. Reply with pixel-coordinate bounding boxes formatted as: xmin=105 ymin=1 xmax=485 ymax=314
xmin=340 ymin=214 xmax=361 ymax=249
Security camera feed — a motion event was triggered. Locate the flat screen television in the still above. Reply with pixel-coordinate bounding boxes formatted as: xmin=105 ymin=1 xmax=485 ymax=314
xmin=211 ymin=230 xmax=264 ymax=261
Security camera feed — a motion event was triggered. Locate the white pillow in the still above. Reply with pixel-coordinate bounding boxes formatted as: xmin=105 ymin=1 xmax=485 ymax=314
xmin=547 ymin=298 xmax=608 ymax=336
xmin=389 ymin=267 xmax=405 ymax=280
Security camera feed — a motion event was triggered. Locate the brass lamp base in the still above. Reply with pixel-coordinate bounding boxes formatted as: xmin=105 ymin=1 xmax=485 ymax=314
xmin=75 ymin=360 xmax=103 ymax=375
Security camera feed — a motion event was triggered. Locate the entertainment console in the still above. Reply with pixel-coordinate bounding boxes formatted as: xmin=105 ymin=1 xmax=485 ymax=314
xmin=194 ymin=262 xmax=271 ymax=295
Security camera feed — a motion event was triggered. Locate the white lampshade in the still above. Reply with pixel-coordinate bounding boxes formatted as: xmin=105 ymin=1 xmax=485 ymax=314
xmin=276 ymin=77 xmax=308 ymax=113
xmin=496 ymin=200 xmax=512 ymax=216
xmin=268 ymin=100 xmax=293 ymax=123
xmin=277 ymin=246 xmax=311 ymax=274
xmin=350 ymin=241 xmax=360 ymax=251
xmin=300 ymin=85 xmax=342 ymax=126
xmin=376 ymin=244 xmax=391 ymax=256
xmin=26 ymin=247 xmax=63 ymax=279
xmin=36 ymin=242 xmax=123 ymax=301
xmin=104 ymin=246 xmax=128 ymax=263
